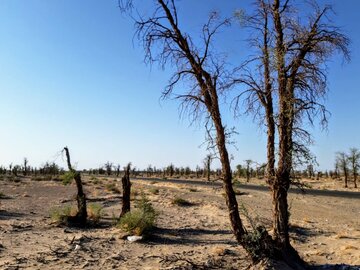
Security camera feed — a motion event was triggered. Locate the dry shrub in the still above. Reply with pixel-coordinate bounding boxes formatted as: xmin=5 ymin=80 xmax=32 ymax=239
xmin=106 ymin=183 xmax=121 ymax=194
xmin=118 ymin=195 xmax=157 ymax=236
xmin=172 ymin=197 xmax=193 ymax=206
xmin=87 ymin=203 xmax=103 ymax=224
xmin=50 ymin=205 xmax=77 ymax=225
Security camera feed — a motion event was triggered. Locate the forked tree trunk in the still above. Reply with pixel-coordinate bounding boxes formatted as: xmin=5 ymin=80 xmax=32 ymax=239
xmin=120 ymin=163 xmax=131 ymax=217
xmin=63 ymin=147 xmax=87 ymax=226
xmin=273 ymin=102 xmax=306 ymax=268
xmin=271 ymin=3 xmax=306 ymax=266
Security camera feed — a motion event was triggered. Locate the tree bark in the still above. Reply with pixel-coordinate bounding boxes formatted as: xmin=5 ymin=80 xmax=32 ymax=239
xmin=210 ymin=102 xmax=247 ymax=241
xmin=266 ymin=110 xmax=275 ymax=185
xmin=344 ymin=167 xmax=348 ymax=188
xmin=73 ymin=172 xmax=87 ymax=225
xmin=261 ymin=1 xmax=276 ymax=187
xmin=120 ymin=163 xmax=131 ymax=217
xmin=272 ymin=0 xmax=292 ymax=249
xmin=63 ymin=147 xmax=87 ymax=226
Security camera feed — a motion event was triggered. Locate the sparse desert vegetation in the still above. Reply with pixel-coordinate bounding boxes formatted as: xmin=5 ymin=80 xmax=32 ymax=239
xmin=0 ymin=152 xmax=359 ymax=269
xmin=1 ymin=0 xmax=360 ymax=269
xmin=0 ymin=143 xmax=359 ymax=269
xmin=0 ymin=174 xmax=359 ymax=269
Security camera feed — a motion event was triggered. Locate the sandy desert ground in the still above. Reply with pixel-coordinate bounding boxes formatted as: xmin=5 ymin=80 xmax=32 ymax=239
xmin=0 ymin=176 xmax=359 ymax=269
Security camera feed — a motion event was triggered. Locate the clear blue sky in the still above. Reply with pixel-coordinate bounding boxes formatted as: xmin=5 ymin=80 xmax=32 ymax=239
xmin=0 ymin=1 xmax=359 ymax=171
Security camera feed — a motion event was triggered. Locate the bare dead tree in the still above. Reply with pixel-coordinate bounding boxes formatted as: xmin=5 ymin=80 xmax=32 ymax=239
xmin=307 ymin=164 xmax=314 ymax=179
xmin=203 ymin=154 xmax=213 ymax=182
xmin=23 ymin=158 xmax=29 ymax=176
xmin=63 ymin=147 xmax=87 ymax=226
xmin=233 ymin=0 xmax=276 ymax=187
xmin=270 ymin=0 xmax=349 ymax=260
xmin=120 ymin=162 xmax=132 ymax=217
xmin=244 ymin=159 xmax=253 ymax=182
xmin=119 ymin=0 xmax=275 ymax=262
xmin=166 ymin=163 xmax=175 ymax=177
xmin=336 ymin=151 xmax=349 ymax=188
xmin=104 ymin=161 xmax=113 ymax=176
xmin=348 ymin=148 xmax=360 ymax=188
xmin=116 ymin=164 xmax=121 ymax=177
xmin=232 ymin=0 xmax=349 ymax=266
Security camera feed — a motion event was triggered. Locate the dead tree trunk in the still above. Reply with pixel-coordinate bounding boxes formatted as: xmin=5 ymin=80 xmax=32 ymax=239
xmin=354 ymin=173 xmax=358 ymax=188
xmin=116 ymin=164 xmax=121 ymax=177
xmin=204 ymin=154 xmax=212 ymax=182
xmin=120 ymin=163 xmax=131 ymax=217
xmin=63 ymin=147 xmax=87 ymax=226
xmin=154 ymin=0 xmax=250 ymax=254
xmin=266 ymin=111 xmax=275 ymax=185
xmin=263 ymin=17 xmax=276 ymax=187
xmin=271 ymin=2 xmax=306 ymax=267
xmin=245 ymin=160 xmax=252 ymax=183
xmin=344 ymin=167 xmax=348 ymax=188
xmin=210 ymin=101 xmax=247 ymax=241
xmin=348 ymin=148 xmax=359 ymax=188
xmin=23 ymin=158 xmax=28 ymax=176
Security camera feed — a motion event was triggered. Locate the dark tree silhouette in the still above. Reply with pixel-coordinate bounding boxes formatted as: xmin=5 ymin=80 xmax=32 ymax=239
xmin=336 ymin=151 xmax=349 ymax=188
xmin=348 ymin=148 xmax=360 ymax=188
xmin=9 ymin=163 xmax=12 ymax=175
xmin=232 ymin=0 xmax=349 ymax=266
xmin=23 ymin=158 xmax=29 ymax=176
xmin=63 ymin=147 xmax=87 ymax=226
xmin=120 ymin=162 xmax=132 ymax=217
xmin=244 ymin=159 xmax=253 ymax=182
xmin=104 ymin=161 xmax=113 ymax=176
xmin=203 ymin=154 xmax=213 ymax=182
xmin=233 ymin=0 xmax=276 ymax=188
xmin=271 ymin=0 xmax=349 ymax=260
xmin=116 ymin=164 xmax=121 ymax=177
xmin=166 ymin=163 xmax=175 ymax=177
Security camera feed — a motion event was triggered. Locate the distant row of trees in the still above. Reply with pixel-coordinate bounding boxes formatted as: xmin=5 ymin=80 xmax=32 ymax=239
xmin=335 ymin=148 xmax=360 ymax=188
xmin=2 ymin=151 xmax=359 ymax=187
xmin=0 ymin=158 xmax=63 ymax=177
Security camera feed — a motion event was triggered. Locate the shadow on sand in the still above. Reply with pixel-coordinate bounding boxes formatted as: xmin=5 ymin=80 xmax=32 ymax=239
xmin=0 ymin=210 xmax=26 ymax=220
xmin=147 ymin=227 xmax=237 ymax=246
xmin=289 ymin=224 xmax=331 ymax=243
xmin=310 ymin=264 xmax=360 ymax=270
